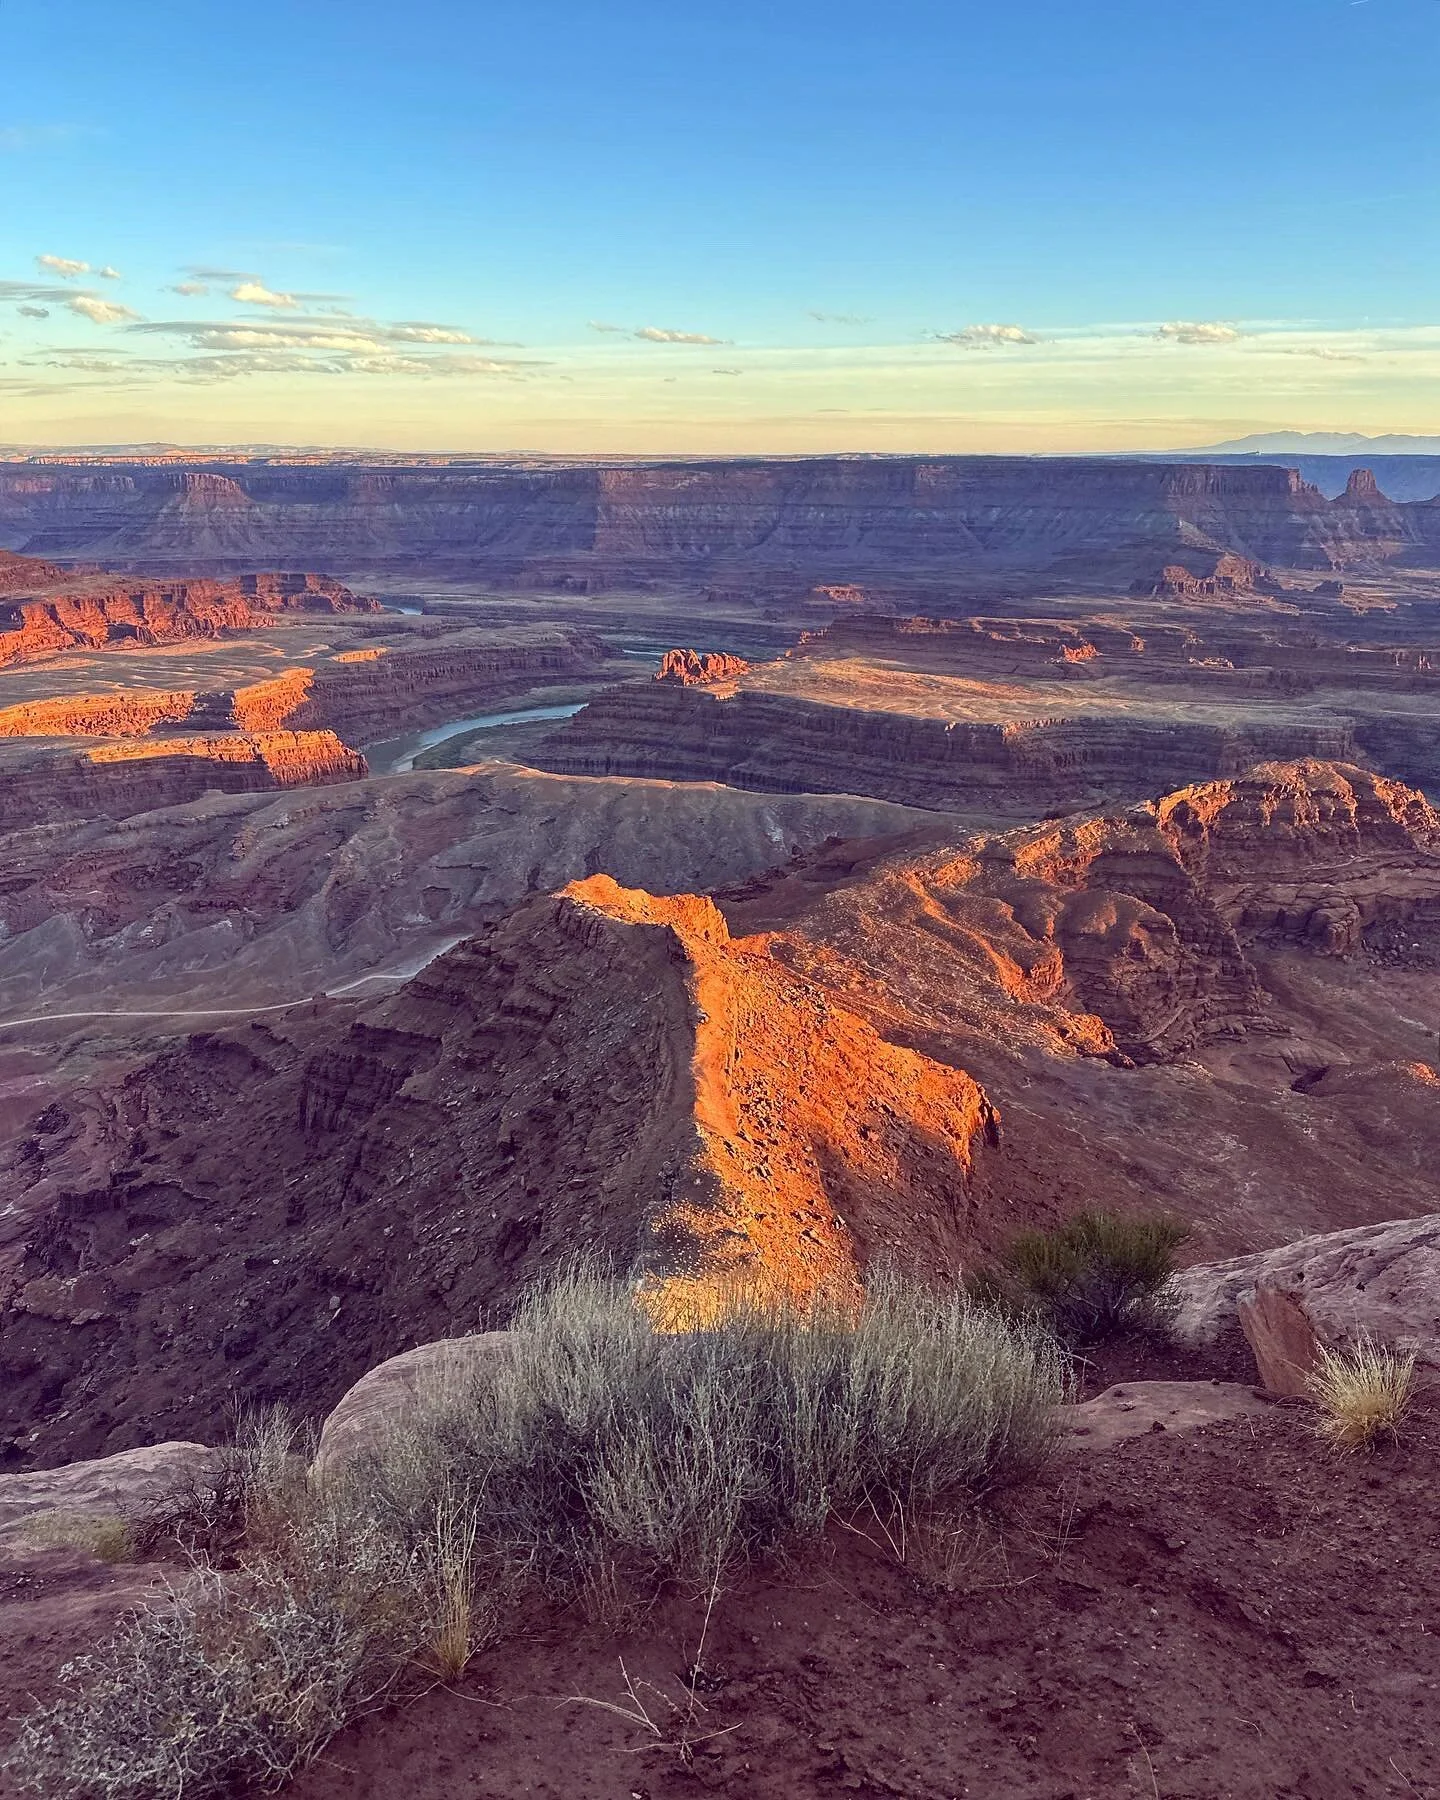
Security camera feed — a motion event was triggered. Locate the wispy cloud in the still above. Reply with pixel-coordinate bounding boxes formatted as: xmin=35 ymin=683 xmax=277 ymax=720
xmin=69 ymin=293 xmax=140 ymax=326
xmin=634 ymin=325 xmax=731 ymax=344
xmin=807 ymin=310 xmax=873 ymax=325
xmin=16 ymin=304 xmax=49 ymax=319
xmin=169 ymin=281 xmax=210 ymax=297
xmin=1155 ymin=320 xmax=1241 ymax=346
xmin=0 ymin=279 xmax=143 ymax=326
xmin=935 ymin=323 xmax=1039 ymax=348
xmin=0 ymin=124 xmax=90 ymax=152
xmin=36 ymin=253 xmax=91 ymax=279
xmin=186 ymin=265 xmax=259 ymax=282
xmin=587 ymin=320 xmax=627 ymax=334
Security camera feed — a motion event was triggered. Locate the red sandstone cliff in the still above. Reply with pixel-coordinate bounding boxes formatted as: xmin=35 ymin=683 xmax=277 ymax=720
xmin=0 ymin=569 xmax=379 ymax=669
xmin=0 ymin=730 xmax=366 ymax=829
xmin=655 ymin=648 xmax=752 ymax=685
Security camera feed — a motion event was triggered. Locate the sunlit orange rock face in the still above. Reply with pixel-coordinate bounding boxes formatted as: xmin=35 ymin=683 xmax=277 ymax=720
xmin=655 ymin=648 xmax=751 ymax=687
xmin=0 ymin=731 xmax=366 ymax=828
xmin=561 ymin=875 xmax=998 ymax=1322
xmin=0 ymin=569 xmax=378 ymax=669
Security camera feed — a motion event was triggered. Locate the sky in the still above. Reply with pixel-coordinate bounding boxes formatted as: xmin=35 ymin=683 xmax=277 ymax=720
xmin=1 ymin=0 xmax=1438 ymax=454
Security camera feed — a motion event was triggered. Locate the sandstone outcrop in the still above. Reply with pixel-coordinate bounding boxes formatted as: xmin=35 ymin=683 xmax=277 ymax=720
xmin=0 ymin=567 xmax=378 ymax=669
xmin=1171 ymin=1214 xmax=1440 ymax=1369
xmin=1060 ymin=1381 xmax=1273 ymax=1450
xmin=0 ymin=729 xmax=367 ymax=828
xmin=3 ymin=456 xmax=1438 ymax=580
xmin=655 ymin=647 xmax=751 ymax=686
xmin=0 ymin=1442 xmax=213 ymax=1531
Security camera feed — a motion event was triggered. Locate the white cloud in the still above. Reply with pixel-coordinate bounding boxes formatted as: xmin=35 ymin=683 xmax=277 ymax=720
xmin=935 ymin=323 xmax=1039 ymax=348
xmin=587 ymin=321 xmax=627 ymax=333
xmin=98 ymin=265 xmax=121 ymax=280
xmin=68 ymin=293 xmax=140 ymax=325
xmin=169 ymin=281 xmax=210 ymax=297
xmin=807 ymin=310 xmax=873 ymax=325
xmin=37 ymin=253 xmax=89 ymax=279
xmin=230 ymin=280 xmax=298 ymax=309
xmin=1156 ymin=320 xmax=1241 ymax=346
xmin=634 ymin=326 xmax=731 ymax=344
xmin=712 ymin=366 xmax=745 ymax=375
xmin=383 ymin=322 xmax=476 ymax=344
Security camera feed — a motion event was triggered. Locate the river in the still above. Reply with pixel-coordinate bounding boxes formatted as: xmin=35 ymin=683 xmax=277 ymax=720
xmin=363 ymin=702 xmax=586 ymax=776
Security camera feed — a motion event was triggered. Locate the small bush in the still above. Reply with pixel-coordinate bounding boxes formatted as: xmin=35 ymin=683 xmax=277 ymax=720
xmin=357 ymin=1266 xmax=1066 ymax=1599
xmin=997 ymin=1209 xmax=1189 ymax=1345
xmin=1307 ymin=1338 xmax=1417 ymax=1451
xmin=4 ymin=1536 xmax=419 ymax=1800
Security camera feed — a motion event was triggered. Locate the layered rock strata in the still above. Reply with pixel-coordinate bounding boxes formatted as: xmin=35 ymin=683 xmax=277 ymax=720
xmin=535 ymin=680 xmax=1357 ymax=819
xmin=3 ymin=457 xmax=1437 ymax=579
xmin=0 ymin=731 xmax=367 ymax=828
xmin=0 ymin=566 xmax=378 ymax=669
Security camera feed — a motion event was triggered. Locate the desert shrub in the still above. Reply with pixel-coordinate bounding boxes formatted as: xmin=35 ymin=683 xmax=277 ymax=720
xmin=127 ymin=1408 xmax=310 ymax=1567
xmin=1307 ymin=1337 xmax=1417 ymax=1451
xmin=5 ymin=1272 xmax=1062 ymax=1796
xmin=996 ymin=1209 xmax=1189 ymax=1345
xmin=354 ymin=1266 xmax=1066 ymax=1599
xmin=3 ymin=1517 xmax=421 ymax=1800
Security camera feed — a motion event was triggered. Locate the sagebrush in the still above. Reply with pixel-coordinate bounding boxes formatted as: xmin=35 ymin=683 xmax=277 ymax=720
xmin=5 ymin=1268 xmax=1064 ymax=1800
xmin=991 ymin=1209 xmax=1189 ymax=1344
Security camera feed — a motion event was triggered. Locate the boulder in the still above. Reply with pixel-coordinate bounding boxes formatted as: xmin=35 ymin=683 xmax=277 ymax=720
xmin=312 ymin=1331 xmax=516 ymax=1480
xmin=1236 ymin=1286 xmax=1324 ymax=1398
xmin=1172 ymin=1214 xmax=1440 ymax=1370
xmin=1060 ymin=1381 xmax=1273 ymax=1452
xmin=0 ymin=1441 xmax=214 ymax=1551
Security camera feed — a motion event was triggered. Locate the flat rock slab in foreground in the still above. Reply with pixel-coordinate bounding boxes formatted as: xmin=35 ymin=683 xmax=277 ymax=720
xmin=1060 ymin=1380 xmax=1274 ymax=1451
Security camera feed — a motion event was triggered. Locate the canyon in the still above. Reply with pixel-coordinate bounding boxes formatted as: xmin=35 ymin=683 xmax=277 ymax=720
xmin=2 ymin=758 xmax=1439 ymax=1463
xmin=2 ymin=454 xmax=1440 ymax=1797
xmin=2 ymin=456 xmax=1440 ymax=589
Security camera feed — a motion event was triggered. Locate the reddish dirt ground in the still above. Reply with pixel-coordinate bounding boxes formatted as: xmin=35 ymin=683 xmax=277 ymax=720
xmin=273 ymin=1401 xmax=1440 ymax=1800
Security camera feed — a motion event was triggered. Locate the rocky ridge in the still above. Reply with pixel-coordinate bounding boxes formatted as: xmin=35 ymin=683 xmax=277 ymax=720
xmin=3 ymin=759 xmax=1439 ymax=1463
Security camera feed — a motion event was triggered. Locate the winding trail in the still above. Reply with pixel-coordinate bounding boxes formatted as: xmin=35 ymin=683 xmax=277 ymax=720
xmin=0 ymin=935 xmax=469 ymax=1034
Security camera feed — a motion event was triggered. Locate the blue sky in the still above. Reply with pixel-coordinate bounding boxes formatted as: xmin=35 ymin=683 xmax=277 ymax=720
xmin=2 ymin=0 xmax=1437 ymax=450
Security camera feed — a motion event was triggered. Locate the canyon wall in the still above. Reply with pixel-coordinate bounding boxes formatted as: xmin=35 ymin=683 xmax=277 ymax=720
xmin=534 ymin=682 xmax=1358 ymax=818
xmin=0 ymin=565 xmax=378 ymax=670
xmin=0 ymin=627 xmax=609 ymax=746
xmin=2 ymin=458 xmax=1437 ymax=581
xmin=0 ymin=731 xmax=366 ymax=829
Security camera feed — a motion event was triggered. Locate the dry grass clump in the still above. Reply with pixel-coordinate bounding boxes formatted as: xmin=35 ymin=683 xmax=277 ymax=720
xmin=16 ymin=1513 xmax=133 ymax=1564
xmin=360 ymin=1266 xmax=1067 ymax=1599
xmin=4 ymin=1269 xmax=1063 ymax=1799
xmin=1307 ymin=1337 xmax=1417 ymax=1451
xmin=982 ymin=1209 xmax=1190 ymax=1346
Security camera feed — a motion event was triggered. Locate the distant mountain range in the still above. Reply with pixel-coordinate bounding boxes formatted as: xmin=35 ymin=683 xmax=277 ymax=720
xmin=1184 ymin=432 xmax=1440 ymax=457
